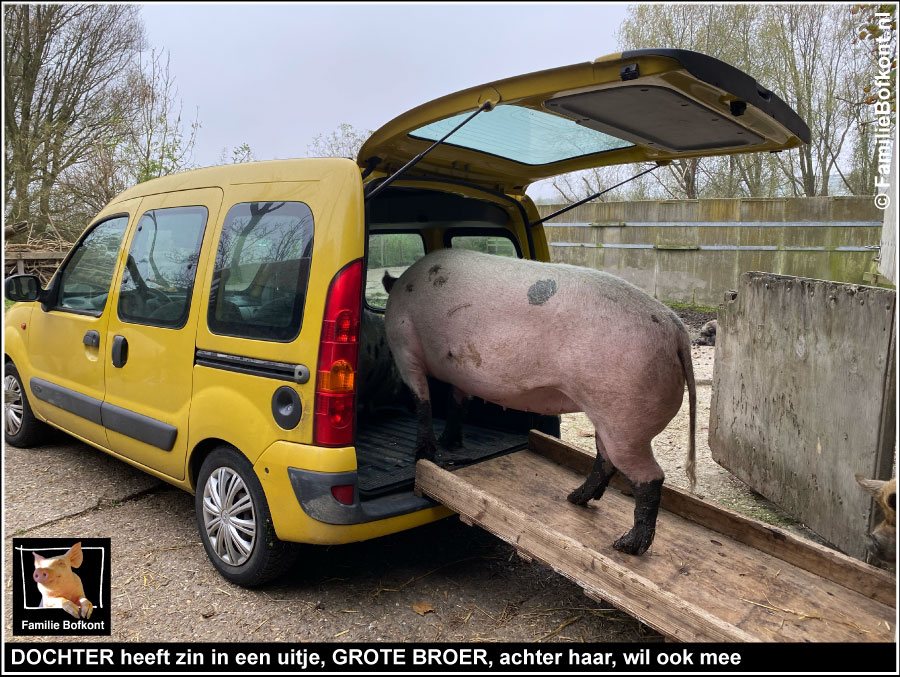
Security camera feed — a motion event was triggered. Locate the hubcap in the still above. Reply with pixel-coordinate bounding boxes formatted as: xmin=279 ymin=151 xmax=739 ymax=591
xmin=4 ymin=375 xmax=24 ymax=437
xmin=202 ymin=467 xmax=256 ymax=566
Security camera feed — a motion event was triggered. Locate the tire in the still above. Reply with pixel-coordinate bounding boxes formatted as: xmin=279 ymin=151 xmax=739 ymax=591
xmin=195 ymin=446 xmax=298 ymax=586
xmin=4 ymin=361 xmax=48 ymax=447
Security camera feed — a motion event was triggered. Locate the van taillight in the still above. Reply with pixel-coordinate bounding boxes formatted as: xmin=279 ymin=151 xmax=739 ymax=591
xmin=314 ymin=259 xmax=362 ymax=446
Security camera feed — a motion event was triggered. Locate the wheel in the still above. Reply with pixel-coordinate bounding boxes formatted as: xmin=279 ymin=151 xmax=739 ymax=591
xmin=195 ymin=446 xmax=298 ymax=586
xmin=4 ymin=361 xmax=48 ymax=447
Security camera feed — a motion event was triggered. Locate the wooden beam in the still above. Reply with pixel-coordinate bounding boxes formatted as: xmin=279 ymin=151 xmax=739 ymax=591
xmin=528 ymin=430 xmax=896 ymax=607
xmin=4 ymin=251 xmax=68 ymax=260
xmin=415 ymin=458 xmax=759 ymax=642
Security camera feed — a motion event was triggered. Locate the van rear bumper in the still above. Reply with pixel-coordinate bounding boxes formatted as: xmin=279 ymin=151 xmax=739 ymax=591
xmin=252 ymin=440 xmax=452 ymax=544
xmin=287 ymin=467 xmax=435 ymax=524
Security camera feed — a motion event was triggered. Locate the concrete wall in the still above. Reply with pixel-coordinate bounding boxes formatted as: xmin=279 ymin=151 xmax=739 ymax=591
xmin=538 ymin=197 xmax=884 ymax=307
xmin=709 ymin=272 xmax=896 ymax=560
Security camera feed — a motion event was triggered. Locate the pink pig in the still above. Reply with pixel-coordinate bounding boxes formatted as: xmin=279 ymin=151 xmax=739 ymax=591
xmin=383 ymin=248 xmax=697 ymax=556
xmin=32 ymin=542 xmax=93 ymax=619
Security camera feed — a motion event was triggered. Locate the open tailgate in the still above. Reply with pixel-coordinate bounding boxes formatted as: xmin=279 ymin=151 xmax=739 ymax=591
xmin=358 ymin=49 xmax=810 ymax=194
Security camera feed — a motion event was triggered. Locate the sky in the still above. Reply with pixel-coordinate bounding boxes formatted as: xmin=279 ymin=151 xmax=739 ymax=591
xmin=139 ymin=2 xmax=631 ymax=200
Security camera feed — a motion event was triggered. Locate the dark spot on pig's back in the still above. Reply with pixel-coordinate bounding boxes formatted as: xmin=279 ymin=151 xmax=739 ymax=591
xmin=428 ymin=265 xmax=442 ymax=280
xmin=528 ymin=279 xmax=558 ymax=306
xmin=433 ymin=275 xmax=448 ymax=287
xmin=406 ymin=283 xmax=414 ymax=293
xmin=651 ymin=314 xmax=660 ymax=323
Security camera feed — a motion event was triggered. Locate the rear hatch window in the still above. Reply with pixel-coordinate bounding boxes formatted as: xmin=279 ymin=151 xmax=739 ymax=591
xmin=410 ymin=105 xmax=633 ymax=165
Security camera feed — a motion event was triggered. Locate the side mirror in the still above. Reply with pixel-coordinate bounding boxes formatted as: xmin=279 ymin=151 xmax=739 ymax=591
xmin=4 ymin=274 xmax=43 ymax=303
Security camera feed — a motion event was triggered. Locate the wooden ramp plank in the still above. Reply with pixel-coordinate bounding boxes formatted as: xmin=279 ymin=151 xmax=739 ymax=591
xmin=416 ymin=458 xmax=758 ymax=643
xmin=415 ymin=437 xmax=895 ymax=643
xmin=528 ymin=431 xmax=896 ymax=608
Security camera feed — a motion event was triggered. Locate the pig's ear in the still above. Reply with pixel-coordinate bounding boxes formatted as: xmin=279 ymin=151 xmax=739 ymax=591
xmin=382 ymin=271 xmax=397 ymax=294
xmin=65 ymin=542 xmax=84 ymax=568
xmin=33 ymin=552 xmax=45 ymax=566
xmin=855 ymin=473 xmax=885 ymax=497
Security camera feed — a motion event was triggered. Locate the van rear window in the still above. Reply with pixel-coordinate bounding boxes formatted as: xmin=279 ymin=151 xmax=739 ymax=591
xmin=207 ymin=201 xmax=314 ymax=342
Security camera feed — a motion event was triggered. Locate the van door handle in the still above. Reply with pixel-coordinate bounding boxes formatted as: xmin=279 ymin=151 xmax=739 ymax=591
xmin=111 ymin=335 xmax=128 ymax=368
xmin=83 ymin=330 xmax=100 ymax=347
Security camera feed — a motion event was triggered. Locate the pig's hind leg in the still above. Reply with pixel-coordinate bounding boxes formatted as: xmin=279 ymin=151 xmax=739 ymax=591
xmin=604 ymin=438 xmax=663 ymax=556
xmin=389 ymin=325 xmax=438 ymax=463
xmin=411 ymin=392 xmax=438 ymax=464
xmin=567 ymin=432 xmax=617 ymax=505
xmin=438 ymin=386 xmax=469 ymax=451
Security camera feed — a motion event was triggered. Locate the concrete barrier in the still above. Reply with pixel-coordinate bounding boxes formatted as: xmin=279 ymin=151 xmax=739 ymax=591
xmin=539 ymin=197 xmax=885 ymax=306
xmin=709 ymin=272 xmax=896 ymax=560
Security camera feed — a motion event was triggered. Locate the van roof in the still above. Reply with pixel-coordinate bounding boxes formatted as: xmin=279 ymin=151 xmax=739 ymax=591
xmin=110 ymin=158 xmax=360 ymax=203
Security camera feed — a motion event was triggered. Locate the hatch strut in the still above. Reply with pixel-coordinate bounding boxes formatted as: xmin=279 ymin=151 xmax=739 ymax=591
xmin=530 ymin=164 xmax=662 ymax=227
xmin=365 ymin=100 xmax=495 ymax=201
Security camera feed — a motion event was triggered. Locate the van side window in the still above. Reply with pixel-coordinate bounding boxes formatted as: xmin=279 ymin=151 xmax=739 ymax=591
xmin=208 ymin=201 xmax=314 ymax=341
xmin=365 ymin=232 xmax=425 ymax=310
xmin=118 ymin=206 xmax=208 ymax=329
xmin=56 ymin=215 xmax=130 ymax=315
xmin=449 ymin=233 xmax=520 ymax=258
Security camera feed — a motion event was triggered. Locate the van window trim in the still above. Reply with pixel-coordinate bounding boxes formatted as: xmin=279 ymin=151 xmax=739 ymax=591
xmin=363 ymin=229 xmax=427 ymax=314
xmin=443 ymin=227 xmax=523 ymax=258
xmin=116 ymin=204 xmax=210 ymax=331
xmin=46 ymin=212 xmax=132 ymax=317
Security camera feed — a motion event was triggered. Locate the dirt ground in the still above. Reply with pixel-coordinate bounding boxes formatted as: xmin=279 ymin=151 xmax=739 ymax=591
xmin=4 ymin=307 xmax=824 ymax=644
xmin=4 ymin=436 xmax=660 ymax=643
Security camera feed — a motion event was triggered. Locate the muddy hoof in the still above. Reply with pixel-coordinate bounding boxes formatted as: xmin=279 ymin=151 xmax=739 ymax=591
xmin=612 ymin=528 xmax=655 ymax=556
xmin=567 ymin=485 xmax=592 ymax=506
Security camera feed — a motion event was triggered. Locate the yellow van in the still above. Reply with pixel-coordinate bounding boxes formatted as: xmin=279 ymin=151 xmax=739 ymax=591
xmin=4 ymin=49 xmax=808 ymax=585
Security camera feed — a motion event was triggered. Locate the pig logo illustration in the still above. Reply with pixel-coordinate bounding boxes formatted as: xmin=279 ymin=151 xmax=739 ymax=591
xmin=13 ymin=537 xmax=110 ymax=635
xmin=32 ymin=542 xmax=93 ymax=619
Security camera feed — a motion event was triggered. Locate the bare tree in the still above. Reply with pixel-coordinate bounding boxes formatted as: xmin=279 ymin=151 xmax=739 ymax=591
xmin=307 ymin=122 xmax=371 ymax=159
xmin=4 ymin=5 xmax=145 ymax=235
xmin=550 ymin=163 xmax=658 ymax=203
xmin=761 ymin=5 xmax=863 ymax=196
xmin=52 ymin=47 xmax=200 ymax=237
xmin=124 ymin=48 xmax=199 ymax=183
xmin=219 ymin=142 xmax=257 ymax=165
